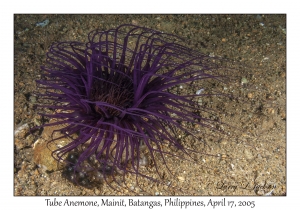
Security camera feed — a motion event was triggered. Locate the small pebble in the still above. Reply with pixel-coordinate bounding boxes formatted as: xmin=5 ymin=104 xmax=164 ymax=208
xmin=267 ymin=108 xmax=275 ymax=114
xmin=29 ymin=96 xmax=36 ymax=103
xmin=196 ymin=89 xmax=204 ymax=95
xmin=263 ymin=57 xmax=269 ymax=61
xmin=94 ymin=189 xmax=101 ymax=195
xmin=77 ymin=29 xmax=83 ymax=35
xmin=138 ymin=155 xmax=149 ymax=166
xmin=132 ymin=20 xmax=138 ymax=25
xmin=34 ymin=118 xmax=41 ymax=126
xmin=36 ymin=19 xmax=49 ymax=27
xmin=264 ymin=189 xmax=274 ymax=196
xmin=177 ymin=176 xmax=185 ymax=182
xmin=14 ymin=123 xmax=29 ymax=137
xmin=221 ymin=154 xmax=227 ymax=160
xmin=244 ymin=149 xmax=254 ymax=160
xmin=241 ymin=77 xmax=248 ymax=85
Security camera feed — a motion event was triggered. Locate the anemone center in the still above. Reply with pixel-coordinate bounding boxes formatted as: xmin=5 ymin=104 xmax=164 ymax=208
xmin=90 ymin=73 xmax=134 ymax=119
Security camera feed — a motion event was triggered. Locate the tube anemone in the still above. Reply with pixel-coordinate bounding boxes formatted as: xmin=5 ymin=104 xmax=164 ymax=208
xmin=37 ymin=24 xmax=232 ymax=189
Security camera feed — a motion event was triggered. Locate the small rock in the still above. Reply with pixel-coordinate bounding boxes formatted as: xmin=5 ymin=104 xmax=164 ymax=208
xmin=33 ymin=138 xmax=61 ymax=171
xmin=15 ymin=138 xmax=25 ymax=150
xmin=221 ymin=154 xmax=227 ymax=160
xmin=14 ymin=123 xmax=29 ymax=138
xmin=267 ymin=108 xmax=275 ymax=115
xmin=29 ymin=96 xmax=36 ymax=103
xmin=244 ymin=149 xmax=254 ymax=160
xmin=138 ymin=155 xmax=149 ymax=166
xmin=33 ymin=120 xmax=75 ymax=171
xmin=241 ymin=77 xmax=248 ymax=85
xmin=36 ymin=19 xmax=49 ymax=27
xmin=132 ymin=20 xmax=138 ymax=25
xmin=177 ymin=176 xmax=185 ymax=182
xmin=77 ymin=28 xmax=83 ymax=35
xmin=247 ymin=93 xmax=253 ymax=99
xmin=94 ymin=189 xmax=101 ymax=195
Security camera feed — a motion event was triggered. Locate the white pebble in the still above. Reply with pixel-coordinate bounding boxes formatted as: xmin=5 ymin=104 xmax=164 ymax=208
xmin=263 ymin=57 xmax=269 ymax=61
xmin=264 ymin=189 xmax=274 ymax=196
xmin=14 ymin=123 xmax=29 ymax=136
xmin=36 ymin=19 xmax=49 ymax=27
xmin=138 ymin=155 xmax=148 ymax=166
xmin=196 ymin=89 xmax=204 ymax=95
